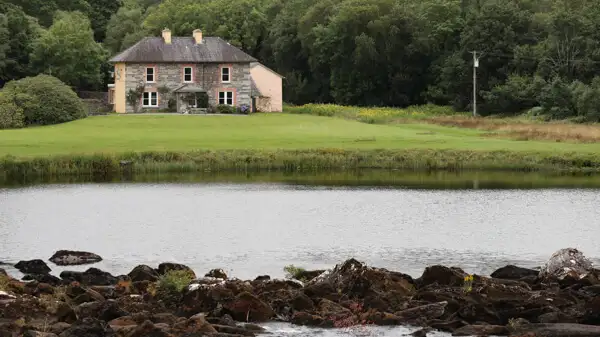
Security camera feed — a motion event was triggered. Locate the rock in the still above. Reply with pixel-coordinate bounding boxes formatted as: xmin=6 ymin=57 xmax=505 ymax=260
xmin=294 ymin=269 xmax=326 ymax=282
xmin=212 ymin=324 xmax=256 ymax=336
xmin=157 ymin=262 xmax=195 ymax=278
xmin=242 ymin=323 xmax=266 ymax=332
xmin=121 ymin=320 xmax=171 ymax=337
xmin=452 ymin=324 xmax=508 ymax=336
xmin=74 ymin=300 xmax=128 ymax=322
xmin=290 ymin=293 xmax=314 ymax=311
xmin=254 ymin=275 xmax=270 ymax=282
xmin=394 ymin=301 xmax=448 ymax=323
xmin=58 ymin=317 xmax=115 ymax=337
xmin=60 ymin=268 xmax=117 ymax=286
xmin=23 ymin=331 xmax=58 ymax=337
xmin=539 ymin=248 xmax=593 ymax=281
xmin=107 ymin=316 xmax=137 ymax=327
xmin=0 ymin=268 xmax=7 ymax=276
xmin=291 ymin=311 xmax=325 ymax=326
xmin=307 ymin=258 xmax=415 ymax=299
xmin=72 ymin=287 xmax=106 ymax=305
xmin=49 ymin=251 xmax=102 ymax=266
xmin=50 ymin=323 xmax=71 ymax=335
xmin=128 ymin=265 xmax=159 ymax=282
xmin=205 ymin=268 xmax=228 ymax=280
xmin=14 ymin=260 xmax=51 ymax=275
xmin=416 ymin=265 xmax=466 ymax=288
xmin=224 ymin=291 xmax=275 ymax=322
xmin=411 ymin=328 xmax=433 ymax=337
xmin=22 ymin=274 xmax=62 ymax=286
xmin=171 ymin=313 xmax=218 ymax=334
xmin=510 ymin=323 xmax=600 ymax=337
xmin=181 ymin=278 xmax=252 ymax=317
xmin=490 ymin=265 xmax=539 ymax=280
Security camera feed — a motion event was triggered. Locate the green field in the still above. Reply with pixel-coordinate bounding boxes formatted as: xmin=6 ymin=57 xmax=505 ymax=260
xmin=1 ymin=113 xmax=600 ymax=157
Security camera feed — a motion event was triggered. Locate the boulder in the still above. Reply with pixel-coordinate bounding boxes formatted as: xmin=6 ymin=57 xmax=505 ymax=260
xmin=205 ymin=268 xmax=228 ymax=280
xmin=157 ymin=262 xmax=195 ymax=278
xmin=510 ymin=323 xmax=600 ymax=337
xmin=115 ymin=320 xmax=171 ymax=337
xmin=128 ymin=265 xmax=159 ymax=282
xmin=49 ymin=251 xmax=102 ymax=266
xmin=171 ymin=313 xmax=218 ymax=334
xmin=539 ymin=248 xmax=593 ymax=281
xmin=0 ymin=268 xmax=7 ymax=276
xmin=394 ymin=301 xmax=448 ymax=323
xmin=490 ymin=265 xmax=539 ymax=280
xmin=415 ymin=265 xmax=466 ymax=288
xmin=22 ymin=331 xmax=58 ymax=337
xmin=180 ymin=278 xmax=252 ymax=317
xmin=452 ymin=324 xmax=508 ymax=336
xmin=60 ymin=268 xmax=117 ymax=286
xmin=74 ymin=300 xmax=128 ymax=322
xmin=224 ymin=291 xmax=275 ymax=322
xmin=22 ymin=273 xmax=63 ymax=286
xmin=306 ymin=258 xmax=415 ymax=299
xmin=57 ymin=317 xmax=115 ymax=337
xmin=291 ymin=311 xmax=325 ymax=326
xmin=14 ymin=260 xmax=51 ymax=275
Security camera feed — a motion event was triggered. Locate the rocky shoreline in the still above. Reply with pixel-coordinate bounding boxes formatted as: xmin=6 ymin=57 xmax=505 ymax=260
xmin=1 ymin=248 xmax=600 ymax=336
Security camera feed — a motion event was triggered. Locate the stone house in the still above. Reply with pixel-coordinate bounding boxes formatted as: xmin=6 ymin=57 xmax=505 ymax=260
xmin=107 ymin=29 xmax=283 ymax=113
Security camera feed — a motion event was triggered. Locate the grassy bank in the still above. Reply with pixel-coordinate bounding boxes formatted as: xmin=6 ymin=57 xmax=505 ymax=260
xmin=1 ymin=112 xmax=600 ymax=178
xmin=286 ymin=104 xmax=600 ymax=143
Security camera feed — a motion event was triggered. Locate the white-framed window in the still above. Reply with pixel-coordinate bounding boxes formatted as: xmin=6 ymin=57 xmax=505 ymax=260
xmin=218 ymin=91 xmax=233 ymax=105
xmin=142 ymin=92 xmax=158 ymax=107
xmin=146 ymin=67 xmax=155 ymax=83
xmin=221 ymin=66 xmax=231 ymax=83
xmin=186 ymin=95 xmax=197 ymax=108
xmin=183 ymin=67 xmax=193 ymax=83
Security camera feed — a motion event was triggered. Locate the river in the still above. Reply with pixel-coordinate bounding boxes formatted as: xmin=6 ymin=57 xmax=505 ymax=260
xmin=1 ymin=171 xmax=600 ymax=336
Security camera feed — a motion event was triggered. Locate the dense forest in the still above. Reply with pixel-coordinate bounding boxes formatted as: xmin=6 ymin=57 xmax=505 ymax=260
xmin=2 ymin=0 xmax=600 ymax=120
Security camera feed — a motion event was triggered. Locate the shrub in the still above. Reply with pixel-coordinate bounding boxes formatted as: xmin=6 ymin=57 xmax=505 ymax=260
xmin=126 ymin=84 xmax=145 ymax=113
xmin=216 ymin=104 xmax=237 ymax=114
xmin=0 ymin=92 xmax=25 ymax=129
xmin=283 ymin=264 xmax=307 ymax=280
xmin=239 ymin=104 xmax=251 ymax=114
xmin=2 ymin=74 xmax=86 ymax=126
xmin=156 ymin=269 xmax=195 ymax=306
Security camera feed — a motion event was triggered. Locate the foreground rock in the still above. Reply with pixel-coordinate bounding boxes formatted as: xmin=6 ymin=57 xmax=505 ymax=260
xmin=14 ymin=259 xmax=51 ymax=274
xmin=1 ymin=248 xmax=600 ymax=337
xmin=49 ymin=250 xmax=103 ymax=266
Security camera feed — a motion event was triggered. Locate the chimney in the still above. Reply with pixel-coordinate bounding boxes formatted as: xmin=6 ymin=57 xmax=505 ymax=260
xmin=193 ymin=29 xmax=203 ymax=44
xmin=162 ymin=28 xmax=172 ymax=44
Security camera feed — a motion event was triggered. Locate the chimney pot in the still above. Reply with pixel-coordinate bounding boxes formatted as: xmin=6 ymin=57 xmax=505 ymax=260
xmin=193 ymin=29 xmax=203 ymax=44
xmin=162 ymin=28 xmax=172 ymax=44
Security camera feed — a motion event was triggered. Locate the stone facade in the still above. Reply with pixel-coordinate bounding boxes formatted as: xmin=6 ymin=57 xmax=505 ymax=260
xmin=124 ymin=63 xmax=252 ymax=113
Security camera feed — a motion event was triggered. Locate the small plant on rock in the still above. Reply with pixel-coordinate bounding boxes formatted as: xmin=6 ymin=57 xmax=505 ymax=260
xmin=463 ymin=274 xmax=474 ymax=293
xmin=156 ymin=269 xmax=195 ymax=306
xmin=283 ymin=265 xmax=307 ymax=281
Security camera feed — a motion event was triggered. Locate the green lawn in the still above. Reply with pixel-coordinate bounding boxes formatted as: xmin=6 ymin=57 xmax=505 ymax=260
xmin=1 ymin=113 xmax=600 ymax=158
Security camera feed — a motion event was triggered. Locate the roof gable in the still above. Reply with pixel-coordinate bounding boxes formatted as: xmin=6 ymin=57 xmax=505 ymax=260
xmin=109 ymin=36 xmax=257 ymax=63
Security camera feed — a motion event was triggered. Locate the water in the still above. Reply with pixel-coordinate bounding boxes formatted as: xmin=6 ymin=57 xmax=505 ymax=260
xmin=2 ymin=173 xmax=600 ymax=336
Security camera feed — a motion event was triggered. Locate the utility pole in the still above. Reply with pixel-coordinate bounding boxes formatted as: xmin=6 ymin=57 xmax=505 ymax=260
xmin=470 ymin=51 xmax=479 ymax=117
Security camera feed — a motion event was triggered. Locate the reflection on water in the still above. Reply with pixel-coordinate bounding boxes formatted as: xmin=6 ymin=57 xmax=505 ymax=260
xmin=3 ymin=169 xmax=600 ymax=190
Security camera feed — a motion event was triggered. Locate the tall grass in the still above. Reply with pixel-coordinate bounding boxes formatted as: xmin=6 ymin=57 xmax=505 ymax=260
xmin=286 ymin=103 xmax=600 ymax=143
xmin=2 ymin=149 xmax=600 ymax=181
xmin=286 ymin=103 xmax=461 ymax=124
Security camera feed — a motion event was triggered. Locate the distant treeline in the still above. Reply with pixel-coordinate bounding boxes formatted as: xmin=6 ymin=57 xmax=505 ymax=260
xmin=2 ymin=0 xmax=600 ymax=120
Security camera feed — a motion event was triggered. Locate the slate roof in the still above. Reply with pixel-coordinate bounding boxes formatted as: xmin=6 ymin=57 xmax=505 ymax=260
xmin=109 ymin=37 xmax=257 ymax=63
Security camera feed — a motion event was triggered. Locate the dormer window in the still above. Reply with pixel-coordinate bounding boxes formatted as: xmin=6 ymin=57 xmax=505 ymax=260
xmin=221 ymin=66 xmax=230 ymax=83
xmin=146 ymin=67 xmax=155 ymax=83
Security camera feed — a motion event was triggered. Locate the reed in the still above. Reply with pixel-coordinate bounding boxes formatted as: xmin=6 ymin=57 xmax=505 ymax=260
xmin=2 ymin=149 xmax=600 ymax=180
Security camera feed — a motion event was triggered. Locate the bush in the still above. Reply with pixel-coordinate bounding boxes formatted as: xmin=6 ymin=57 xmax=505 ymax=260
xmin=2 ymin=75 xmax=86 ymax=126
xmin=216 ymin=104 xmax=237 ymax=114
xmin=155 ymin=269 xmax=195 ymax=306
xmin=480 ymin=75 xmax=546 ymax=116
xmin=0 ymin=93 xmax=25 ymax=129
xmin=283 ymin=265 xmax=307 ymax=280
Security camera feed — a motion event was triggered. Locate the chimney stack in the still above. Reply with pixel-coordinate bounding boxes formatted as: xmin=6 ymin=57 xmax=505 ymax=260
xmin=162 ymin=28 xmax=171 ymax=44
xmin=193 ymin=29 xmax=203 ymax=44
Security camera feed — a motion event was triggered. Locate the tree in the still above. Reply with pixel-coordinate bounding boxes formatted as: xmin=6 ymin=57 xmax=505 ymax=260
xmin=104 ymin=6 xmax=147 ymax=54
xmin=87 ymin=0 xmax=123 ymax=41
xmin=6 ymin=0 xmax=91 ymax=27
xmin=0 ymin=3 xmax=42 ymax=86
xmin=30 ymin=11 xmax=108 ymax=90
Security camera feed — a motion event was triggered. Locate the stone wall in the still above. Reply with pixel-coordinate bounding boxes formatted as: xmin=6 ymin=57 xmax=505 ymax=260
xmin=124 ymin=63 xmax=252 ymax=112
